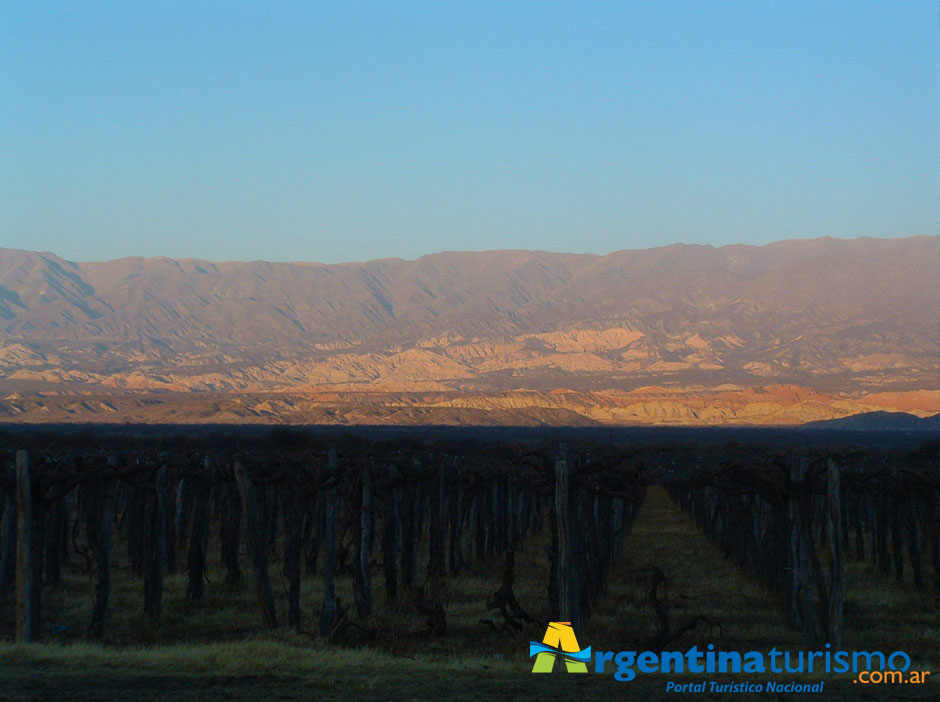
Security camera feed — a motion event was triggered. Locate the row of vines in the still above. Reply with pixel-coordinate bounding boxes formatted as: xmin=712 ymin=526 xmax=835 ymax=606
xmin=1 ymin=435 xmax=935 ymax=649
xmin=0 ymin=436 xmax=645 ymax=643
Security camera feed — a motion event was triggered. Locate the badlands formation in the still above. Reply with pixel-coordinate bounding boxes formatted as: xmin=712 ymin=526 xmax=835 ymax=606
xmin=0 ymin=236 xmax=937 ymax=426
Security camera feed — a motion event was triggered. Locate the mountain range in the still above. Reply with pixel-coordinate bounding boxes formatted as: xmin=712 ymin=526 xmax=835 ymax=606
xmin=0 ymin=235 xmax=937 ymax=426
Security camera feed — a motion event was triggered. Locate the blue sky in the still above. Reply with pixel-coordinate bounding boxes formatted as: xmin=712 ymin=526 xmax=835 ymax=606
xmin=2 ymin=1 xmax=937 ymax=263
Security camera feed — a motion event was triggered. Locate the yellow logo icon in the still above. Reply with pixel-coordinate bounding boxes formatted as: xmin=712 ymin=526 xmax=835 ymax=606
xmin=530 ymin=622 xmax=591 ymax=673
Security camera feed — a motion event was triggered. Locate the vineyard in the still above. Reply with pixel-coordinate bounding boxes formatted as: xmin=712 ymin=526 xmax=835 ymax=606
xmin=0 ymin=428 xmax=938 ymax=700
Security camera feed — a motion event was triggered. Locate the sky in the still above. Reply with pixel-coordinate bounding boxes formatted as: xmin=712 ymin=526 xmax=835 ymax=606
xmin=1 ymin=1 xmax=938 ymax=263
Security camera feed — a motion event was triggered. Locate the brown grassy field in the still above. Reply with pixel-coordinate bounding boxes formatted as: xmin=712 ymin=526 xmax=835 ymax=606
xmin=1 ymin=486 xmax=937 ymax=701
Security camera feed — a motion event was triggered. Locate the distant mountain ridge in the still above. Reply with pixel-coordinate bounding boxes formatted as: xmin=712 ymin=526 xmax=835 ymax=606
xmin=0 ymin=236 xmax=937 ymax=426
xmin=801 ymin=411 xmax=940 ymax=432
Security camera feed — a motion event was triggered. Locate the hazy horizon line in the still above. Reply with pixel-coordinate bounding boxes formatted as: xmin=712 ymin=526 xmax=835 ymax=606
xmin=4 ymin=233 xmax=936 ymax=268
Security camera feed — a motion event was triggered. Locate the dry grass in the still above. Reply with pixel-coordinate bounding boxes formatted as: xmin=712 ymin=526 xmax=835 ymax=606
xmin=0 ymin=638 xmax=511 ymax=677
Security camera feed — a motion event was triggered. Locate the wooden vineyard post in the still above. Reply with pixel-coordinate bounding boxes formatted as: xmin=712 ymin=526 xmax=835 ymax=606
xmin=85 ymin=473 xmax=117 ymax=639
xmin=15 ymin=450 xmax=37 ymax=642
xmin=865 ymin=494 xmax=878 ymax=564
xmin=595 ymin=493 xmax=612 ymax=599
xmin=548 ymin=484 xmax=559 ymax=621
xmin=359 ymin=463 xmax=373 ymax=620
xmin=906 ymin=497 xmax=924 ymax=589
xmin=849 ymin=491 xmax=866 ymax=561
xmin=465 ymin=488 xmax=477 ymax=569
xmin=890 ymin=472 xmax=904 ymax=581
xmin=533 ymin=493 xmax=544 ymax=536
xmin=554 ymin=447 xmax=581 ymax=637
xmin=144 ymin=463 xmax=168 ymax=615
xmin=303 ymin=480 xmax=321 ymax=576
xmin=320 ymin=449 xmax=339 ymax=637
xmin=474 ymin=485 xmax=486 ymax=561
xmin=284 ymin=485 xmax=304 ymax=632
xmin=233 ymin=460 xmax=277 ymax=629
xmin=400 ymin=465 xmax=417 ymax=590
xmin=826 ymin=459 xmax=844 ymax=647
xmin=490 ymin=480 xmax=501 ymax=555
xmin=44 ymin=496 xmax=67 ymax=586
xmin=519 ymin=475 xmax=533 ymax=544
xmin=221 ymin=481 xmax=243 ymax=586
xmin=426 ymin=461 xmax=445 ymax=599
xmin=502 ymin=475 xmax=513 ymax=549
xmin=0 ymin=486 xmax=15 ymax=601
xmin=796 ymin=459 xmax=818 ymax=647
xmin=186 ymin=459 xmax=212 ymax=601
xmin=875 ymin=488 xmax=890 ymax=574
xmin=505 ymin=476 xmax=516 ymax=549
xmin=165 ymin=471 xmax=178 ymax=575
xmin=928 ymin=492 xmax=940 ymax=596
xmin=571 ymin=489 xmax=586 ymax=623
xmin=786 ymin=459 xmax=810 ymax=637
xmin=264 ymin=487 xmax=279 ymax=559
xmin=612 ymin=496 xmax=625 ymax=554
xmin=156 ymin=462 xmax=169 ymax=598
xmin=175 ymin=478 xmax=190 ymax=559
xmin=448 ymin=458 xmax=464 ymax=574
xmin=786 ymin=465 xmax=800 ymax=628
xmin=415 ymin=484 xmax=426 ymax=554
xmin=126 ymin=486 xmax=145 ymax=576
xmin=382 ymin=464 xmax=400 ymax=601
xmin=841 ymin=490 xmax=854 ymax=561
